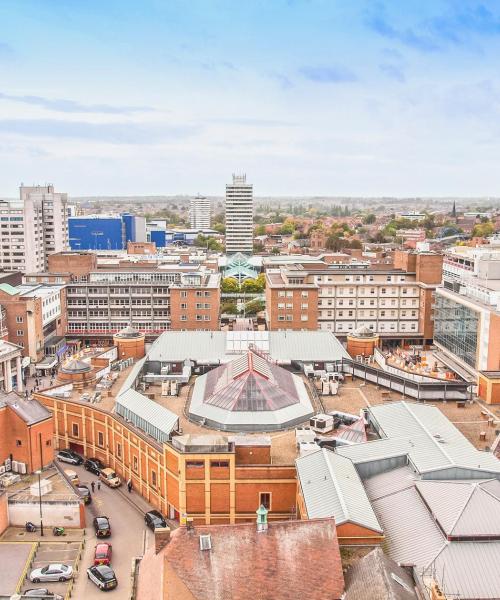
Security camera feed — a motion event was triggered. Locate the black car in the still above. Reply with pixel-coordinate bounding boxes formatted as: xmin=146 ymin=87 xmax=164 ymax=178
xmin=76 ymin=484 xmax=92 ymax=505
xmin=87 ymin=564 xmax=118 ymax=591
xmin=24 ymin=590 xmax=63 ymax=600
xmin=93 ymin=516 xmax=111 ymax=538
xmin=144 ymin=510 xmax=167 ymax=531
xmin=56 ymin=449 xmax=83 ymax=465
xmin=84 ymin=458 xmax=105 ymax=475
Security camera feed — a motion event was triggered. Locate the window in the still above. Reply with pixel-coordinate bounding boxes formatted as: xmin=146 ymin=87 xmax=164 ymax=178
xmin=133 ymin=456 xmax=139 ymax=472
xmin=46 ymin=439 xmax=51 ymax=447
xmin=301 ymin=303 xmax=308 ymax=309
xmin=16 ymin=329 xmax=24 ymax=336
xmin=278 ymin=291 xmax=285 ymax=297
xmin=180 ymin=303 xmax=187 ymax=309
xmin=187 ymin=460 xmax=204 ymax=468
xmin=72 ymin=423 xmax=79 ymax=437
xmin=16 ymin=439 xmax=22 ymax=446
xmin=286 ymin=315 xmax=293 ymax=321
xmin=286 ymin=291 xmax=293 ymax=298
xmin=181 ymin=291 xmax=187 ymax=298
xmin=151 ymin=470 xmax=157 ymax=487
xmin=259 ymin=492 xmax=271 ymax=510
xmin=180 ymin=315 xmax=187 ymax=321
xmin=16 ymin=316 xmax=23 ymax=323
xmin=301 ymin=315 xmax=308 ymax=321
xmin=116 ymin=443 xmax=122 ymax=458
xmin=301 ymin=291 xmax=308 ymax=298
xmin=211 ymin=460 xmax=229 ymax=468
xmin=97 ymin=431 xmax=104 ymax=447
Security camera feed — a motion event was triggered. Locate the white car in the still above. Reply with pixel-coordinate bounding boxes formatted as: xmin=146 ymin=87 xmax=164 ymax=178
xmin=29 ymin=564 xmax=73 ymax=583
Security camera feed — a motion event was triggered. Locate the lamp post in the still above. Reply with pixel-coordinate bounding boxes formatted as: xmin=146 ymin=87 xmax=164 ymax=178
xmin=35 ymin=470 xmax=44 ymax=536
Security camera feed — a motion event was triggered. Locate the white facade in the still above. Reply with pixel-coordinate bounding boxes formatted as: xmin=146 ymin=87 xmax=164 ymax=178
xmin=189 ymin=195 xmax=211 ymax=230
xmin=0 ymin=185 xmax=69 ymax=272
xmin=225 ymin=174 xmax=253 ymax=254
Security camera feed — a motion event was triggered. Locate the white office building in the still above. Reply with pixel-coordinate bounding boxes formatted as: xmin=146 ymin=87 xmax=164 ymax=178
xmin=0 ymin=185 xmax=69 ymax=272
xmin=225 ymin=174 xmax=253 ymax=255
xmin=189 ymin=195 xmax=211 ymax=230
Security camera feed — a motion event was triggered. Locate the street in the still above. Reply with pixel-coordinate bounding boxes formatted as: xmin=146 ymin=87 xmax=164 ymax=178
xmin=61 ymin=462 xmax=153 ymax=600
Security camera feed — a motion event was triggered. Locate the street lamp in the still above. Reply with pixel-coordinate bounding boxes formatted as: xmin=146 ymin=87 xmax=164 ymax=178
xmin=35 ymin=470 xmax=44 ymax=536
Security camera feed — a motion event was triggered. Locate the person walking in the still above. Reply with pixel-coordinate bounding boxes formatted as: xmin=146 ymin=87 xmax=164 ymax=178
xmin=91 ymin=481 xmax=95 ymax=493
xmin=127 ymin=478 xmax=132 ymax=493
xmin=97 ymin=480 xmax=101 ymax=491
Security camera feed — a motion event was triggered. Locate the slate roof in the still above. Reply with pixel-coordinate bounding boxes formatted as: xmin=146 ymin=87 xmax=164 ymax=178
xmin=344 ymin=548 xmax=417 ymax=600
xmin=0 ymin=392 xmax=52 ymax=425
xmin=161 ymin=519 xmax=345 ymax=600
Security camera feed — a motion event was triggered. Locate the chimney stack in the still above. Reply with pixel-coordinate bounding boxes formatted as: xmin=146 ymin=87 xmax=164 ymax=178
xmin=154 ymin=527 xmax=171 ymax=554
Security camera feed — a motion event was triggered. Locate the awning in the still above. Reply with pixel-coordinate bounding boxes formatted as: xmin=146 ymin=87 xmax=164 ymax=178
xmin=35 ymin=356 xmax=58 ymax=369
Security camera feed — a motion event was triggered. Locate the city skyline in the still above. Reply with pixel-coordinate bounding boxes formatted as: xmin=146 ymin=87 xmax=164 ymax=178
xmin=1 ymin=1 xmax=500 ymax=197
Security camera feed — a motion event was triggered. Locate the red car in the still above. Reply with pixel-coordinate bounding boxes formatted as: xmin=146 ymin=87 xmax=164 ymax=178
xmin=94 ymin=543 xmax=112 ymax=566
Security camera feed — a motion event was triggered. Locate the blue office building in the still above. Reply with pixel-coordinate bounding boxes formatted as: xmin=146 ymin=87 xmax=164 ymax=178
xmin=147 ymin=227 xmax=219 ymax=248
xmin=69 ymin=214 xmax=146 ymax=250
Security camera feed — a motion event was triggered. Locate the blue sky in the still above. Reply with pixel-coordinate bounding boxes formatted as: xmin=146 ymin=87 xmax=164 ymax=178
xmin=1 ymin=0 xmax=500 ymax=197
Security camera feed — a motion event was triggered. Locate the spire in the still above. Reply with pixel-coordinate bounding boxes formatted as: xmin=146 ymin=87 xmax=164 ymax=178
xmin=451 ymin=200 xmax=457 ymax=219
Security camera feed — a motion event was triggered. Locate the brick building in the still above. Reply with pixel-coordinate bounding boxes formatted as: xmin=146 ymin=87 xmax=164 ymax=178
xmin=0 ymin=391 xmax=53 ymax=473
xmin=265 ymin=250 xmax=443 ymax=343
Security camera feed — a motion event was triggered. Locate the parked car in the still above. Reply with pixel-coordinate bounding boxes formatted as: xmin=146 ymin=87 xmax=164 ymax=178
xmin=144 ymin=510 xmax=167 ymax=531
xmin=84 ymin=458 xmax=105 ymax=475
xmin=93 ymin=516 xmax=111 ymax=538
xmin=64 ymin=470 xmax=79 ymax=486
xmin=56 ymin=449 xmax=83 ymax=465
xmin=76 ymin=484 xmax=92 ymax=505
xmin=24 ymin=589 xmax=63 ymax=600
xmin=29 ymin=564 xmax=73 ymax=583
xmin=87 ymin=564 xmax=118 ymax=591
xmin=99 ymin=468 xmax=121 ymax=488
xmin=94 ymin=542 xmax=112 ymax=566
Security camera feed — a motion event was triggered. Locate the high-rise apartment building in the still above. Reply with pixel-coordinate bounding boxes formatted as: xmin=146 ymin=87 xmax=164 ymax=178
xmin=189 ymin=195 xmax=211 ymax=230
xmin=225 ymin=174 xmax=253 ymax=255
xmin=0 ymin=185 xmax=68 ymax=272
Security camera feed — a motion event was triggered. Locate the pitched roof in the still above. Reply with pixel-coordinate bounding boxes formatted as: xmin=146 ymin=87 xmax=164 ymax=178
xmin=0 ymin=392 xmax=52 ymax=425
xmin=337 ymin=401 xmax=500 ymax=477
xmin=415 ymin=479 xmax=500 ymax=538
xmin=161 ymin=519 xmax=345 ymax=600
xmin=296 ymin=448 xmax=382 ymax=533
xmin=344 ymin=548 xmax=418 ymax=600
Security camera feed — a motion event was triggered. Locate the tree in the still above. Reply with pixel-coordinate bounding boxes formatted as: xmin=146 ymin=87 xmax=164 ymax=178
xmin=244 ymin=299 xmax=266 ymax=315
xmin=279 ymin=220 xmax=296 ymax=235
xmin=194 ymin=234 xmax=223 ymax=251
xmin=254 ymin=224 xmax=266 ymax=236
xmin=271 ymin=247 xmax=280 ymax=255
xmin=472 ymin=222 xmax=494 ymax=238
xmin=221 ymin=277 xmax=240 ymax=293
xmin=363 ymin=213 xmax=376 ymax=224
xmin=221 ymin=301 xmax=238 ymax=314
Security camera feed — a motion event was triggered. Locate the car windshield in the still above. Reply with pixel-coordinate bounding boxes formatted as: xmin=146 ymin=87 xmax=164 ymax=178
xmin=100 ymin=568 xmax=115 ymax=581
xmin=40 ymin=567 xmax=49 ymax=574
xmin=95 ymin=548 xmax=108 ymax=558
xmin=106 ymin=471 xmax=117 ymax=479
xmin=96 ymin=518 xmax=108 ymax=528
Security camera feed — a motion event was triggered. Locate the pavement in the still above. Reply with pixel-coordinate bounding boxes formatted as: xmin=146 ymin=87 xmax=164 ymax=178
xmin=0 ymin=542 xmax=35 ymax=596
xmin=65 ymin=462 xmax=154 ymax=600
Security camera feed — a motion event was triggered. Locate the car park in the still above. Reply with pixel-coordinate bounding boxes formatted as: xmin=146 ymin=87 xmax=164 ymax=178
xmin=84 ymin=458 xmax=105 ymax=475
xmin=56 ymin=449 xmax=83 ymax=465
xmin=93 ymin=516 xmax=111 ymax=538
xmin=144 ymin=510 xmax=167 ymax=531
xmin=76 ymin=484 xmax=92 ymax=505
xmin=87 ymin=564 xmax=118 ymax=591
xmin=24 ymin=589 xmax=64 ymax=600
xmin=94 ymin=542 xmax=112 ymax=566
xmin=29 ymin=564 xmax=73 ymax=583
xmin=99 ymin=468 xmax=121 ymax=488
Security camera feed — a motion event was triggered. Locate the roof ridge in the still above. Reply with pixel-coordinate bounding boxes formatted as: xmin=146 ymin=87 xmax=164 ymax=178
xmin=448 ymin=484 xmax=476 ymax=535
xmin=323 ymin=449 xmax=350 ymax=523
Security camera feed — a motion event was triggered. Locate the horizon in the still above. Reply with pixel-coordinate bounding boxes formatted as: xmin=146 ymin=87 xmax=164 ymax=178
xmin=1 ymin=1 xmax=500 ymax=196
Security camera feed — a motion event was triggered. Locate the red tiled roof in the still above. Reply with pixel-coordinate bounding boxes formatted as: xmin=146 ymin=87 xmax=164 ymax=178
xmin=163 ymin=519 xmax=344 ymax=600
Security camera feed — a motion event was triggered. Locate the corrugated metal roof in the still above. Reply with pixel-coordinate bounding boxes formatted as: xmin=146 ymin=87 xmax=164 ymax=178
xmin=424 ymin=542 xmax=500 ymax=599
xmin=338 ymin=401 xmax=500 ymax=476
xmin=296 ymin=449 xmax=382 ymax=533
xmin=146 ymin=331 xmax=228 ymax=363
xmin=115 ymin=388 xmax=178 ymax=442
xmin=415 ymin=479 xmax=500 ymax=537
xmin=364 ymin=466 xmax=418 ymax=501
xmin=268 ymin=331 xmax=350 ymax=362
xmin=371 ymin=485 xmax=445 ymax=568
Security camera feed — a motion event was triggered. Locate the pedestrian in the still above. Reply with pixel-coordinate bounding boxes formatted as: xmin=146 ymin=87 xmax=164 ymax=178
xmin=97 ymin=480 xmax=101 ymax=491
xmin=91 ymin=481 xmax=95 ymax=493
xmin=127 ymin=478 xmax=132 ymax=493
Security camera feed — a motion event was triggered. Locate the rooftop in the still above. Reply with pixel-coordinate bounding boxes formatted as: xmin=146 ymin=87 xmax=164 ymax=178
xmin=0 ymin=392 xmax=52 ymax=425
xmin=148 ymin=519 xmax=345 ymax=600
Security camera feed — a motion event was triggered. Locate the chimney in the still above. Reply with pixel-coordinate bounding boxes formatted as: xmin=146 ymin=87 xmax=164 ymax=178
xmin=154 ymin=527 xmax=171 ymax=554
xmin=256 ymin=504 xmax=268 ymax=533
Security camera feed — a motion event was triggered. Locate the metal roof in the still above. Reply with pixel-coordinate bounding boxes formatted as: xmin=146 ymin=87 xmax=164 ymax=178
xmin=337 ymin=401 xmax=500 ymax=477
xmin=423 ymin=542 xmax=500 ymax=600
xmin=296 ymin=448 xmax=382 ymax=533
xmin=0 ymin=392 xmax=52 ymax=425
xmin=115 ymin=388 xmax=178 ymax=443
xmin=415 ymin=479 xmax=500 ymax=537
xmin=144 ymin=330 xmax=350 ymax=364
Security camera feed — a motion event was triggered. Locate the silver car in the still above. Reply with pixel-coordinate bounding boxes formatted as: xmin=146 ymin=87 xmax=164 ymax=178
xmin=29 ymin=564 xmax=73 ymax=583
xmin=24 ymin=589 xmax=64 ymax=600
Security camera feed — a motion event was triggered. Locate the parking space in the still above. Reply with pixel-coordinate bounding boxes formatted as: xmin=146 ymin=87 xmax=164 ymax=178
xmin=20 ymin=540 xmax=83 ymax=598
xmin=0 ymin=542 xmax=36 ymax=596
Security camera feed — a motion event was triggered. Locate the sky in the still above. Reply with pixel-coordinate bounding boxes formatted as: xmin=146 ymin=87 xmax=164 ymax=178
xmin=1 ymin=0 xmax=500 ymax=197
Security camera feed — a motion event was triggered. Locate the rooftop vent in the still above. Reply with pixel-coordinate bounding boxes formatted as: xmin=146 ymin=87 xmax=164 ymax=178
xmin=199 ymin=534 xmax=212 ymax=551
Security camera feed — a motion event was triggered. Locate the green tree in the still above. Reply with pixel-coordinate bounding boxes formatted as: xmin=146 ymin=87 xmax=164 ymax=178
xmin=245 ymin=299 xmax=266 ymax=315
xmin=254 ymin=224 xmax=266 ymax=236
xmin=472 ymin=222 xmax=494 ymax=238
xmin=221 ymin=277 xmax=240 ymax=293
xmin=363 ymin=213 xmax=376 ymax=224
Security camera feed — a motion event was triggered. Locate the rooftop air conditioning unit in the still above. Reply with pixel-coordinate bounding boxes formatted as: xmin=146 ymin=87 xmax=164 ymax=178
xmin=4 ymin=458 xmax=11 ymax=472
xmin=18 ymin=462 xmax=27 ymax=475
xmin=199 ymin=534 xmax=212 ymax=551
xmin=11 ymin=460 xmax=20 ymax=473
xmin=0 ymin=466 xmax=5 ymax=475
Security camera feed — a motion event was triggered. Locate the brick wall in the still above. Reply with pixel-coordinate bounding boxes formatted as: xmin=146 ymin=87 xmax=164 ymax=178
xmin=170 ymin=287 xmax=220 ymax=330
